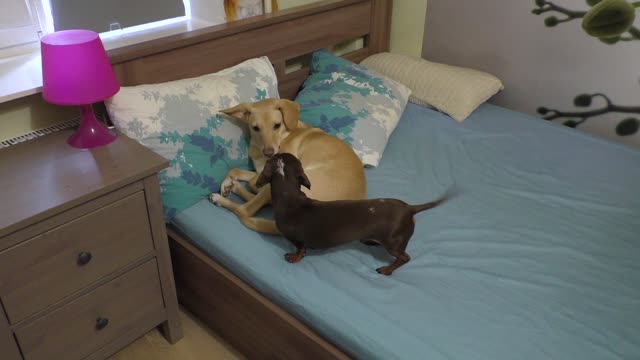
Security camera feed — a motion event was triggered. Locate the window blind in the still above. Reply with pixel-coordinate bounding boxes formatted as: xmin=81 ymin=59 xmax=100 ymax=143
xmin=50 ymin=0 xmax=186 ymax=33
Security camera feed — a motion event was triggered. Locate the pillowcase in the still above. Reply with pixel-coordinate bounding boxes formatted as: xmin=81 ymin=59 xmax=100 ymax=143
xmin=294 ymin=50 xmax=411 ymax=167
xmin=105 ymin=57 xmax=279 ymax=222
xmin=361 ymin=52 xmax=504 ymax=122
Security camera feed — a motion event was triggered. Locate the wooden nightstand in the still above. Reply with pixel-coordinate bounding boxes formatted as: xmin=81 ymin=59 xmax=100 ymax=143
xmin=0 ymin=130 xmax=183 ymax=360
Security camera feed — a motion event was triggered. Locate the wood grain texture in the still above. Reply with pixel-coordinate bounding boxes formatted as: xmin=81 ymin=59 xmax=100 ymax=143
xmin=108 ymin=0 xmax=367 ymax=64
xmin=0 ymin=182 xmax=143 ymax=252
xmin=169 ymin=229 xmax=351 ymax=360
xmin=0 ymin=192 xmax=154 ymax=324
xmin=107 ymin=307 xmax=243 ymax=360
xmin=369 ymin=0 xmax=393 ymax=53
xmin=11 ymin=253 xmax=157 ymax=331
xmin=0 ymin=310 xmax=21 ymax=360
xmin=85 ymin=310 xmax=167 ymax=360
xmin=15 ymin=259 xmax=165 ymax=360
xmin=143 ymin=176 xmax=183 ymax=344
xmin=97 ymin=1 xmax=392 ymax=358
xmin=108 ymin=0 xmax=393 ymax=101
xmin=0 ymin=129 xmax=167 ymax=240
xmin=112 ymin=1 xmax=370 ymax=89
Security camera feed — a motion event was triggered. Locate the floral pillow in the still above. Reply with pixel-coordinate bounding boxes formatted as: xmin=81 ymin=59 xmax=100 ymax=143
xmin=105 ymin=57 xmax=279 ymax=222
xmin=294 ymin=50 xmax=411 ymax=167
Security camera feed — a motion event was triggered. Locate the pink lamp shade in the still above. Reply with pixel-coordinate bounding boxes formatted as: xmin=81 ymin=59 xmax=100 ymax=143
xmin=41 ymin=30 xmax=120 ymax=149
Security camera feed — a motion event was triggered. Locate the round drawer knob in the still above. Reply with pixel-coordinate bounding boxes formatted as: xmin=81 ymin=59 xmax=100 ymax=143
xmin=95 ymin=317 xmax=109 ymax=331
xmin=77 ymin=251 xmax=93 ymax=266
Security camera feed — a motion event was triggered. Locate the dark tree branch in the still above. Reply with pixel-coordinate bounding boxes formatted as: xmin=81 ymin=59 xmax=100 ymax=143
xmin=532 ymin=1 xmax=587 ymax=17
xmin=540 ymin=93 xmax=640 ymax=123
xmin=532 ymin=0 xmax=586 ymax=24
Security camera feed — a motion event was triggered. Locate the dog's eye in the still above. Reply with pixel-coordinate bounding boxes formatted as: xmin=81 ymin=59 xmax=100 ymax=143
xmin=274 ymin=123 xmax=282 ymax=130
xmin=252 ymin=126 xmax=260 ymax=132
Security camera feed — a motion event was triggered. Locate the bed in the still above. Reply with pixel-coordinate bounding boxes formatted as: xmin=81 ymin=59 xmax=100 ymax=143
xmin=106 ymin=1 xmax=640 ymax=359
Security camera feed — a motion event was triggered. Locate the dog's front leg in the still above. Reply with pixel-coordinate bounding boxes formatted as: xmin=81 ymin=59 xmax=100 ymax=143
xmin=284 ymin=240 xmax=306 ymax=263
xmin=220 ymin=169 xmax=256 ymax=197
xmin=209 ymin=185 xmax=281 ymax=235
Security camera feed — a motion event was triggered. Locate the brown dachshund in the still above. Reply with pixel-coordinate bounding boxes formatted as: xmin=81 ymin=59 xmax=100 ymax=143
xmin=256 ymin=153 xmax=454 ymax=276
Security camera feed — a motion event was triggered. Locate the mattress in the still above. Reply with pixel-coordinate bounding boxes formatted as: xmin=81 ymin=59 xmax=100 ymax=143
xmin=172 ymin=102 xmax=640 ymax=360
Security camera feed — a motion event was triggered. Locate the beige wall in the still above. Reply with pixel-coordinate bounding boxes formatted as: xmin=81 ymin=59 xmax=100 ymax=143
xmin=390 ymin=0 xmax=427 ymax=57
xmin=0 ymin=94 xmax=76 ymax=141
xmin=0 ymin=0 xmax=428 ymax=141
xmin=281 ymin=0 xmax=429 ymax=57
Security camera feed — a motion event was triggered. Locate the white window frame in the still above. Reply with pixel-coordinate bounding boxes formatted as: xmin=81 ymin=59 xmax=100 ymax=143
xmin=0 ymin=0 xmax=227 ymax=103
xmin=27 ymin=0 xmax=193 ymax=40
xmin=0 ymin=0 xmax=44 ymax=55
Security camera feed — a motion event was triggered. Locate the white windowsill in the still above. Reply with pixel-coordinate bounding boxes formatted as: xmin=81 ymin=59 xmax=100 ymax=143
xmin=0 ymin=18 xmax=218 ymax=105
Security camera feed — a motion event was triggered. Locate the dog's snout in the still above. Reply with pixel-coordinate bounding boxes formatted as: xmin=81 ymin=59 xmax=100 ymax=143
xmin=262 ymin=147 xmax=275 ymax=157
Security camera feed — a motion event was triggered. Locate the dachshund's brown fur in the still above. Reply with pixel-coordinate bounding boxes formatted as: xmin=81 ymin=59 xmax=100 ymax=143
xmin=257 ymin=153 xmax=453 ymax=275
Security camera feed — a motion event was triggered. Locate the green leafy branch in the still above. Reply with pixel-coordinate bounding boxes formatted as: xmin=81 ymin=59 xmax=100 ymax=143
xmin=532 ymin=0 xmax=640 ymax=44
xmin=537 ymin=93 xmax=640 ymax=135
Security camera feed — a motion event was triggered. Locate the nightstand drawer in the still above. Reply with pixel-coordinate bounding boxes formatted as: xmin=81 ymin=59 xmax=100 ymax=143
xmin=0 ymin=191 xmax=154 ymax=324
xmin=15 ymin=259 xmax=165 ymax=360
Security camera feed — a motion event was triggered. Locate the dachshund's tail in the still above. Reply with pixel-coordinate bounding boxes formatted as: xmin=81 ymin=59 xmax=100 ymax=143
xmin=411 ymin=186 xmax=459 ymax=214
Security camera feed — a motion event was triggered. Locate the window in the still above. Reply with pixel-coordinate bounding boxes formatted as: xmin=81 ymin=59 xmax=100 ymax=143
xmin=1 ymin=0 xmax=194 ymax=54
xmin=0 ymin=0 xmax=228 ymax=103
xmin=0 ymin=0 xmax=42 ymax=51
xmin=48 ymin=0 xmax=186 ymax=34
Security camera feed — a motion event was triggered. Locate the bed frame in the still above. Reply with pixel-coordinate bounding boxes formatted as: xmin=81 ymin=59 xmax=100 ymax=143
xmin=108 ymin=1 xmax=392 ymax=358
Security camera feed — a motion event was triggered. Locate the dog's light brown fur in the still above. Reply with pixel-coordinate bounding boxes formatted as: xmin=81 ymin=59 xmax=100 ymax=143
xmin=209 ymin=98 xmax=367 ymax=234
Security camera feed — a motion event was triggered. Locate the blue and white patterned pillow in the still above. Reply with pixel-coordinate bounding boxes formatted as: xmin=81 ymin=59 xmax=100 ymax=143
xmin=106 ymin=57 xmax=279 ymax=222
xmin=295 ymin=50 xmax=411 ymax=167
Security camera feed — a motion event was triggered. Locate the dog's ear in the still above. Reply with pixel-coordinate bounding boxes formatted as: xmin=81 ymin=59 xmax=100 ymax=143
xmin=298 ymin=173 xmax=311 ymax=190
xmin=277 ymin=99 xmax=300 ymax=130
xmin=255 ymin=163 xmax=273 ymax=188
xmin=296 ymin=163 xmax=311 ymax=190
xmin=221 ymin=103 xmax=253 ymax=122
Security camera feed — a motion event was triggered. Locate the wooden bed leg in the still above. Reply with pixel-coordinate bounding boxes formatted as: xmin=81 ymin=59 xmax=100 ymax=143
xmin=144 ymin=176 xmax=184 ymax=344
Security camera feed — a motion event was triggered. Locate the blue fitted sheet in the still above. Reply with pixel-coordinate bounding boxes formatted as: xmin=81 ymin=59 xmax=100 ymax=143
xmin=172 ymin=102 xmax=640 ymax=360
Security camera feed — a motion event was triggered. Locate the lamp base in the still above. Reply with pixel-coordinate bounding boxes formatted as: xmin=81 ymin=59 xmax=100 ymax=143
xmin=68 ymin=104 xmax=116 ymax=149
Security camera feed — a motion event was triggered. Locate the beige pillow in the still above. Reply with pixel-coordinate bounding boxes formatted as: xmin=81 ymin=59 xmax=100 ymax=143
xmin=361 ymin=52 xmax=503 ymax=122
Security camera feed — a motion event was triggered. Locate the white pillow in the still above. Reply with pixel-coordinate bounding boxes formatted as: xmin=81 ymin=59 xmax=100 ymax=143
xmin=361 ymin=52 xmax=503 ymax=122
xmin=105 ymin=56 xmax=279 ymax=221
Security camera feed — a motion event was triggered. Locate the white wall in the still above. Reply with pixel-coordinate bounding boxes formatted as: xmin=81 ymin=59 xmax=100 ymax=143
xmin=422 ymin=0 xmax=640 ymax=148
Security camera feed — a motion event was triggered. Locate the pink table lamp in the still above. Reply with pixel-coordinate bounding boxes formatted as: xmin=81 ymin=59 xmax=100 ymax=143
xmin=41 ymin=30 xmax=120 ymax=149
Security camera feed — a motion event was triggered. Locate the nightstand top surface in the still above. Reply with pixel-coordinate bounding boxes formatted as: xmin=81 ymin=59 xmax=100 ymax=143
xmin=0 ymin=130 xmax=168 ymax=238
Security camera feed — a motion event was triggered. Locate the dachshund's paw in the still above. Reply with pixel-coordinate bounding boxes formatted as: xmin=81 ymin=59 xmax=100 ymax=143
xmin=220 ymin=176 xmax=239 ymax=196
xmin=209 ymin=193 xmax=223 ymax=206
xmin=376 ymin=266 xmax=393 ymax=276
xmin=285 ymin=252 xmax=303 ymax=263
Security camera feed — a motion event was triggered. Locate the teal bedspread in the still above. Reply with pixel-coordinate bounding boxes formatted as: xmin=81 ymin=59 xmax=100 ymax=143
xmin=172 ymin=103 xmax=640 ymax=360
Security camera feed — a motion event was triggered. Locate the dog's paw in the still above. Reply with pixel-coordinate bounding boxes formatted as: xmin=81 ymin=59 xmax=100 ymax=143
xmin=231 ymin=178 xmax=242 ymax=191
xmin=209 ymin=193 xmax=223 ymax=206
xmin=220 ymin=176 xmax=239 ymax=197
xmin=376 ymin=266 xmax=393 ymax=276
xmin=285 ymin=252 xmax=303 ymax=263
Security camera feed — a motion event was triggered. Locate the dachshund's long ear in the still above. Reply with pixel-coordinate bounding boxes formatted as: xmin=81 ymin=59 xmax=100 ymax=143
xmin=277 ymin=99 xmax=300 ymax=130
xmin=296 ymin=162 xmax=311 ymax=190
xmin=256 ymin=163 xmax=273 ymax=188
xmin=221 ymin=103 xmax=253 ymax=123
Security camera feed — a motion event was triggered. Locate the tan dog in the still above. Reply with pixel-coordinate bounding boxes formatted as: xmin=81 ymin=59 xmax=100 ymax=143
xmin=209 ymin=98 xmax=367 ymax=234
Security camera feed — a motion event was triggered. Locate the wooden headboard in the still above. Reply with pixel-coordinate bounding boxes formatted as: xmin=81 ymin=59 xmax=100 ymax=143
xmin=108 ymin=0 xmax=392 ymax=99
